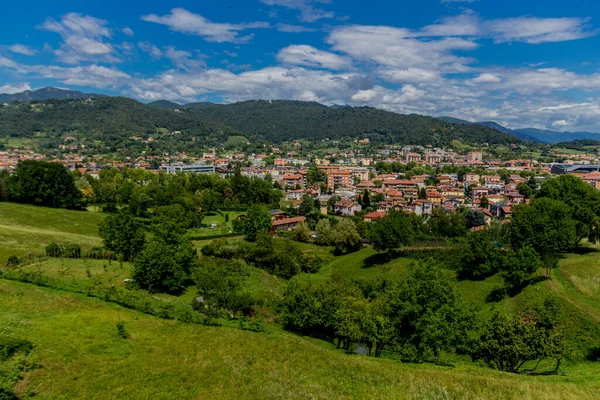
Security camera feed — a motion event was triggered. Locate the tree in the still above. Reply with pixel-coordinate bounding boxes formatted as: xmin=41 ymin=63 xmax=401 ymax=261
xmin=193 ymin=257 xmax=257 ymax=317
xmin=99 ymin=210 xmax=146 ymax=261
xmin=536 ymin=175 xmax=600 ymax=244
xmin=428 ymin=208 xmax=467 ymax=238
xmin=7 ymin=160 xmax=83 ymax=209
xmin=330 ymin=219 xmax=363 ymax=254
xmin=291 ymin=221 xmax=311 ymax=243
xmin=509 ymin=198 xmax=577 ymax=257
xmin=465 ymin=209 xmax=486 ymax=229
xmin=499 ymin=246 xmax=543 ymax=293
xmin=480 ymin=195 xmax=489 ymax=209
xmin=361 ymin=190 xmax=371 ymax=209
xmin=242 ymin=204 xmax=272 ymax=241
xmin=307 ymin=165 xmax=327 ymax=185
xmin=370 ymin=210 xmax=416 ymax=256
xmin=133 ymin=239 xmax=189 ymax=294
xmin=470 ymin=312 xmax=546 ymax=373
xmin=390 ymin=262 xmax=476 ymax=362
xmin=132 ymin=219 xmax=197 ymax=294
xmin=450 ymin=230 xmax=501 ymax=280
xmin=516 ymin=183 xmax=533 ymax=199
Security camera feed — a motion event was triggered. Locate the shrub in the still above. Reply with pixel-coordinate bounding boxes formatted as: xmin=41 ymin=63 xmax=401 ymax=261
xmin=63 ymin=244 xmax=81 ymax=259
xmin=116 ymin=321 xmax=129 ymax=339
xmin=5 ymin=255 xmax=19 ymax=268
xmin=45 ymin=242 xmax=62 ymax=257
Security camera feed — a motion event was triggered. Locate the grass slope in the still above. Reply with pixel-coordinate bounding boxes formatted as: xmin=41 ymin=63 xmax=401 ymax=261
xmin=2 ymin=280 xmax=600 ymax=399
xmin=0 ymin=203 xmax=105 ymax=265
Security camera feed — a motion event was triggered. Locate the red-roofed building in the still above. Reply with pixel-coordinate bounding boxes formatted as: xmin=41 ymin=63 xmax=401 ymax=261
xmin=271 ymin=216 xmax=306 ymax=231
xmin=364 ymin=211 xmax=387 ymax=222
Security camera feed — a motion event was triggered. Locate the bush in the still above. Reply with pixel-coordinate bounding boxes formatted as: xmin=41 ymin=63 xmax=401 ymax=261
xmin=86 ymin=247 xmax=116 ymax=260
xmin=116 ymin=321 xmax=129 ymax=339
xmin=45 ymin=242 xmax=62 ymax=257
xmin=5 ymin=255 xmax=19 ymax=268
xmin=63 ymin=244 xmax=81 ymax=259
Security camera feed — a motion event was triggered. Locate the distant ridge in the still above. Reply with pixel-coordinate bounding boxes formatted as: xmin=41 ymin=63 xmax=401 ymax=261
xmin=0 ymin=87 xmax=106 ymax=103
xmin=148 ymin=100 xmax=181 ymax=109
xmin=436 ymin=116 xmax=595 ymax=144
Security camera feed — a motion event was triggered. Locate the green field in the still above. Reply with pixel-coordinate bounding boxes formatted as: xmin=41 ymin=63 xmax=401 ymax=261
xmin=224 ymin=135 xmax=250 ymax=146
xmin=187 ymin=212 xmax=244 ymax=238
xmin=3 ymin=203 xmax=600 ymax=398
xmin=3 ymin=280 xmax=600 ymax=399
xmin=0 ymin=202 xmax=105 ymax=265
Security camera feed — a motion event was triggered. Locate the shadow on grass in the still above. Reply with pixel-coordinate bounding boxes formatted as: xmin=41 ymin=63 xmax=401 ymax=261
xmin=586 ymin=347 xmax=600 ymax=362
xmin=361 ymin=250 xmax=405 ymax=269
xmin=569 ymin=246 xmax=600 ymax=255
xmin=485 ymin=276 xmax=549 ymax=303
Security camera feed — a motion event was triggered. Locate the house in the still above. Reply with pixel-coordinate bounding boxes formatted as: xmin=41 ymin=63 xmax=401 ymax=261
xmin=268 ymin=209 xmax=287 ymax=221
xmin=364 ymin=211 xmax=387 ymax=222
xmin=426 ymin=190 xmax=442 ymax=204
xmin=271 ymin=216 xmax=307 ymax=231
xmin=413 ymin=200 xmax=433 ymax=216
xmin=334 ymin=199 xmax=361 ymax=215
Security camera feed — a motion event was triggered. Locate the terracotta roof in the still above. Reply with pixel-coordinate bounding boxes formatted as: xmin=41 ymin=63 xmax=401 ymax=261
xmin=272 ymin=216 xmax=306 ymax=227
xmin=364 ymin=211 xmax=387 ymax=220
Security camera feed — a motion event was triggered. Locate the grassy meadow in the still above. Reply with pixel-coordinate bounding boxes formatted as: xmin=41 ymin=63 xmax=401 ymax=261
xmin=3 ymin=203 xmax=600 ymax=398
xmin=0 ymin=202 xmax=105 ymax=265
xmin=3 ymin=280 xmax=600 ymax=400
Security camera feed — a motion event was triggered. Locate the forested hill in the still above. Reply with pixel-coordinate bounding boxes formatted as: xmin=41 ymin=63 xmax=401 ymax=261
xmin=0 ymin=96 xmax=520 ymax=146
xmin=0 ymin=87 xmax=106 ymax=103
xmin=184 ymin=100 xmax=520 ymax=145
xmin=0 ymin=97 xmax=240 ymax=141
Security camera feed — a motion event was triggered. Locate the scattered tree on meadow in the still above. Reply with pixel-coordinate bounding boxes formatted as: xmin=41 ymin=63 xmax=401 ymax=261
xmin=99 ymin=209 xmax=146 ymax=261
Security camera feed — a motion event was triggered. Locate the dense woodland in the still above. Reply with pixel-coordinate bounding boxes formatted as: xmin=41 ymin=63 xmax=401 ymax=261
xmin=0 ymin=97 xmax=519 ymax=148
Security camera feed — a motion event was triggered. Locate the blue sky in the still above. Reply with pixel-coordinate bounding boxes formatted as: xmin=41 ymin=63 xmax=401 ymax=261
xmin=1 ymin=0 xmax=600 ymax=132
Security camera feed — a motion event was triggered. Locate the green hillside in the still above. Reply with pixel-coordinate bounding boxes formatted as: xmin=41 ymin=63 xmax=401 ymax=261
xmin=184 ymin=100 xmax=520 ymax=145
xmin=0 ymin=97 xmax=519 ymax=147
xmin=0 ymin=202 xmax=105 ymax=265
xmin=0 ymin=97 xmax=239 ymax=142
xmin=2 ymin=280 xmax=600 ymax=399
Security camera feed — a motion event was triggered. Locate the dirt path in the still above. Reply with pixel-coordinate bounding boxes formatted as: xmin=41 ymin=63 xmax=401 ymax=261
xmin=549 ymin=276 xmax=600 ymax=324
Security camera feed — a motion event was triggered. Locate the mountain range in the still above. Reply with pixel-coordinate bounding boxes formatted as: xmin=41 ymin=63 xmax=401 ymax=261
xmin=0 ymin=86 xmax=596 ymax=144
xmin=437 ymin=117 xmax=600 ymax=144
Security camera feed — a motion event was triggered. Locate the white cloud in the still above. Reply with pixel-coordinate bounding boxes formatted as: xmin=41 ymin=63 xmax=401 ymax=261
xmin=138 ymin=41 xmax=162 ymax=59
xmin=260 ymin=0 xmax=334 ymax=23
xmin=471 ymin=73 xmax=501 ymax=83
xmin=122 ymin=27 xmax=134 ymax=37
xmin=38 ymin=13 xmax=118 ymax=64
xmin=487 ymin=17 xmax=594 ymax=44
xmin=277 ymin=45 xmax=350 ymax=70
xmin=164 ymin=46 xmax=206 ymax=70
xmin=409 ymin=11 xmax=594 ymax=44
xmin=351 ymin=89 xmax=378 ymax=102
xmin=328 ymin=25 xmax=477 ymax=72
xmin=551 ymin=119 xmax=569 ymax=127
xmin=0 ymin=82 xmax=31 ymax=94
xmin=141 ymin=8 xmax=269 ymax=43
xmin=8 ymin=44 xmax=37 ymax=56
xmin=380 ymin=68 xmax=441 ymax=83
xmin=276 ymin=23 xmax=317 ymax=33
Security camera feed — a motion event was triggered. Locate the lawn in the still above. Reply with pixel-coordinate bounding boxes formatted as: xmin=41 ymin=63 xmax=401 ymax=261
xmin=0 ymin=202 xmax=105 ymax=265
xmin=2 ymin=280 xmax=600 ymax=399
xmin=295 ymin=247 xmax=413 ymax=285
xmin=187 ymin=211 xmax=244 ymax=238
